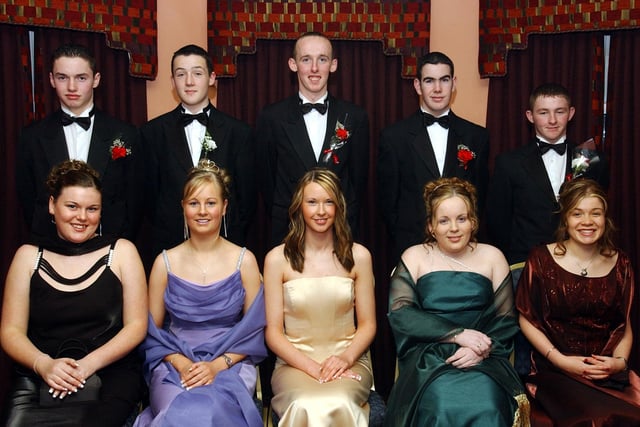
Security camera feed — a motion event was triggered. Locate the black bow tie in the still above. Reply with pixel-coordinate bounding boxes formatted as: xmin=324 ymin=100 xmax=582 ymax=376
xmin=182 ymin=111 xmax=209 ymax=127
xmin=423 ymin=112 xmax=450 ymax=129
xmin=61 ymin=109 xmax=94 ymax=131
xmin=538 ymin=140 xmax=567 ymax=155
xmin=300 ymin=100 xmax=328 ymax=115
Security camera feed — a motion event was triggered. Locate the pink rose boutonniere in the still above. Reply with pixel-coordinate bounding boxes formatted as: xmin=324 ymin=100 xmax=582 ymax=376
xmin=109 ymin=137 xmax=131 ymax=160
xmin=457 ymin=144 xmax=476 ymax=170
xmin=322 ymin=116 xmax=351 ymax=165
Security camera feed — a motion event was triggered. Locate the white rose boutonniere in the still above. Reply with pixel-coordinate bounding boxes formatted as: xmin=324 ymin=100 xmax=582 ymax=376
xmin=202 ymin=130 xmax=217 ymax=155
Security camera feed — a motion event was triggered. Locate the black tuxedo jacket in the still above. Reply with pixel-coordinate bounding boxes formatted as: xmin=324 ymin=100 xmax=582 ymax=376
xmin=16 ymin=109 xmax=142 ymax=242
xmin=256 ymin=94 xmax=369 ymax=247
xmin=486 ymin=139 xmax=610 ymax=265
xmin=377 ymin=110 xmax=490 ymax=261
xmin=142 ymin=104 xmax=255 ymax=255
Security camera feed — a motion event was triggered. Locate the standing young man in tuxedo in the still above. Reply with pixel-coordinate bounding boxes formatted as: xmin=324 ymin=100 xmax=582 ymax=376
xmin=142 ymin=44 xmax=256 ymax=256
xmin=377 ymin=52 xmax=490 ymax=263
xmin=487 ymin=83 xmax=609 ymax=267
xmin=256 ymin=32 xmax=369 ymax=247
xmin=16 ymin=43 xmax=142 ymax=243
xmin=486 ymin=83 xmax=609 ymax=378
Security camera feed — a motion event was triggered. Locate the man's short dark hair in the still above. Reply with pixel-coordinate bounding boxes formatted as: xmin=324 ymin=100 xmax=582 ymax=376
xmin=51 ymin=44 xmax=97 ymax=74
xmin=416 ymin=51 xmax=454 ymax=79
xmin=171 ymin=44 xmax=213 ymax=75
xmin=529 ymin=83 xmax=572 ymax=110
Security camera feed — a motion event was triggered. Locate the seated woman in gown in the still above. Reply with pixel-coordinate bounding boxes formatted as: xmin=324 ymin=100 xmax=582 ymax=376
xmin=134 ymin=159 xmax=267 ymax=427
xmin=516 ymin=178 xmax=640 ymax=426
xmin=263 ymin=168 xmax=376 ymax=427
xmin=1 ymin=160 xmax=147 ymax=427
xmin=384 ymin=177 xmax=529 ymax=427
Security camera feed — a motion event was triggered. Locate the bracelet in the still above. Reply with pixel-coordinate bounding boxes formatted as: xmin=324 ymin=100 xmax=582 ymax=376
xmin=615 ymin=356 xmax=629 ymax=371
xmin=545 ymin=346 xmax=556 ymax=359
xmin=222 ymin=354 xmax=233 ymax=369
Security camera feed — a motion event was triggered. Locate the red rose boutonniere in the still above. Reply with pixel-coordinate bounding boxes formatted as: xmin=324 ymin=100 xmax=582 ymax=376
xmin=457 ymin=144 xmax=476 ymax=170
xmin=322 ymin=116 xmax=351 ymax=165
xmin=109 ymin=137 xmax=131 ymax=160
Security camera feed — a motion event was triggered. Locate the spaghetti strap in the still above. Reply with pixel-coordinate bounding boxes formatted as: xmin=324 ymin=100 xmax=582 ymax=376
xmin=33 ymin=247 xmax=43 ymax=272
xmin=106 ymin=241 xmax=116 ymax=267
xmin=235 ymin=247 xmax=247 ymax=271
xmin=162 ymin=250 xmax=172 ymax=273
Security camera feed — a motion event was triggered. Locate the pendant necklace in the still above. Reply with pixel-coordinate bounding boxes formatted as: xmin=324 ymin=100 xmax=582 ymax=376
xmin=437 ymin=245 xmax=472 ymax=271
xmin=574 ymin=252 xmax=598 ymax=277
xmin=189 ymin=243 xmax=209 ymax=283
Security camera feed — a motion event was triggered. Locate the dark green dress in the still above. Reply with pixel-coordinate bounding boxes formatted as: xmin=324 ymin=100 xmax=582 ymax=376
xmin=384 ymin=261 xmax=529 ymax=427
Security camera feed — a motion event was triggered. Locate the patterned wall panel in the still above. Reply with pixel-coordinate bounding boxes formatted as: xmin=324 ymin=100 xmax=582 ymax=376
xmin=479 ymin=0 xmax=640 ymax=77
xmin=0 ymin=0 xmax=158 ymax=79
xmin=208 ymin=0 xmax=430 ymax=79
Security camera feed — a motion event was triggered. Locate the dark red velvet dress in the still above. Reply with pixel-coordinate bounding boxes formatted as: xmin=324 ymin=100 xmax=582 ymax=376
xmin=516 ymin=245 xmax=640 ymax=427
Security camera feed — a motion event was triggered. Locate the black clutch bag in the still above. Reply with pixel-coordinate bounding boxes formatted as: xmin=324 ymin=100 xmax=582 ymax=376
xmin=39 ymin=338 xmax=102 ymax=406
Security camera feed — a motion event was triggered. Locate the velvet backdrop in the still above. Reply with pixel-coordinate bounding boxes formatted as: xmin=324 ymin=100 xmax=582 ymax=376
xmin=216 ymin=38 xmax=421 ymax=399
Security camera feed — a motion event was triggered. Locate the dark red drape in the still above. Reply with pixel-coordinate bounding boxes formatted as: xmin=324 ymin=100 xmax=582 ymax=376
xmin=606 ymin=29 xmax=640 ymax=370
xmin=216 ymin=39 xmax=419 ymax=399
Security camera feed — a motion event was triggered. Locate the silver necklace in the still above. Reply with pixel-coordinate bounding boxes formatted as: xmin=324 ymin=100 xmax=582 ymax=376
xmin=188 ymin=243 xmax=209 ymax=283
xmin=436 ymin=246 xmax=472 ymax=271
xmin=574 ymin=252 xmax=598 ymax=277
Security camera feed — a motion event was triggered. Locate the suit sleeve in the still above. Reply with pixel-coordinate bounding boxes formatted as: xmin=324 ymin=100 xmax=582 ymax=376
xmin=123 ymin=125 xmax=144 ymax=240
xmin=255 ymin=109 xmax=276 ymax=212
xmin=140 ymin=123 xmax=160 ymax=227
xmin=473 ymin=129 xmax=490 ymax=218
xmin=348 ymin=108 xmax=370 ymax=224
xmin=232 ymin=124 xmax=257 ymax=243
xmin=376 ymin=126 xmax=401 ymax=238
xmin=486 ymin=154 xmax=514 ymax=254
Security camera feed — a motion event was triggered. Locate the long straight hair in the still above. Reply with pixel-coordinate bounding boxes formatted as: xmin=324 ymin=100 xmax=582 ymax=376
xmin=284 ymin=168 xmax=354 ymax=273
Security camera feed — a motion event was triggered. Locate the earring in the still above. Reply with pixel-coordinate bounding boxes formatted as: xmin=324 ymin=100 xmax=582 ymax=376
xmin=50 ymin=216 xmax=56 ymax=224
xmin=98 ymin=223 xmax=102 ymax=237
xmin=222 ymin=214 xmax=228 ymax=238
xmin=183 ymin=216 xmax=190 ymax=240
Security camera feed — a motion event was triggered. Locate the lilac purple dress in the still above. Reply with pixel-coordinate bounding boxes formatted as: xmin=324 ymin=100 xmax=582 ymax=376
xmin=134 ymin=248 xmax=267 ymax=427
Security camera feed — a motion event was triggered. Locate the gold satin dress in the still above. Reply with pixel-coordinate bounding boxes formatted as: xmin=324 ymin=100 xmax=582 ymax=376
xmin=271 ymin=276 xmax=373 ymax=427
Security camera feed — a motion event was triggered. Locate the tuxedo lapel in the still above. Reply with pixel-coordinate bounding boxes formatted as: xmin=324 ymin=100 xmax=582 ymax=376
xmin=166 ymin=107 xmax=195 ymax=172
xmin=442 ymin=130 xmax=461 ymax=177
xmin=204 ymin=109 xmax=228 ymax=161
xmin=88 ymin=112 xmax=114 ymax=177
xmin=282 ymin=98 xmax=317 ymax=169
xmin=522 ymin=143 xmax=557 ymax=204
xmin=41 ymin=112 xmax=71 ymax=169
xmin=408 ymin=113 xmax=440 ymax=178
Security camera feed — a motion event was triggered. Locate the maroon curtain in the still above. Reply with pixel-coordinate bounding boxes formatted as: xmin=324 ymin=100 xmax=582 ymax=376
xmin=486 ymin=32 xmax=604 ymax=171
xmin=0 ymin=23 xmax=32 ymax=407
xmin=606 ymin=29 xmax=640 ymax=370
xmin=216 ymin=39 xmax=419 ymax=398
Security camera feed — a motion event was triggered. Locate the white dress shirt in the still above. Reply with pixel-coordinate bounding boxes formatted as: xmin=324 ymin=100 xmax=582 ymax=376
xmin=538 ymin=135 xmax=568 ymax=198
xmin=183 ymin=106 xmax=210 ymax=166
xmin=61 ymin=105 xmax=94 ymax=162
xmin=423 ymin=108 xmax=450 ymax=175
xmin=300 ymin=92 xmax=328 ymax=161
